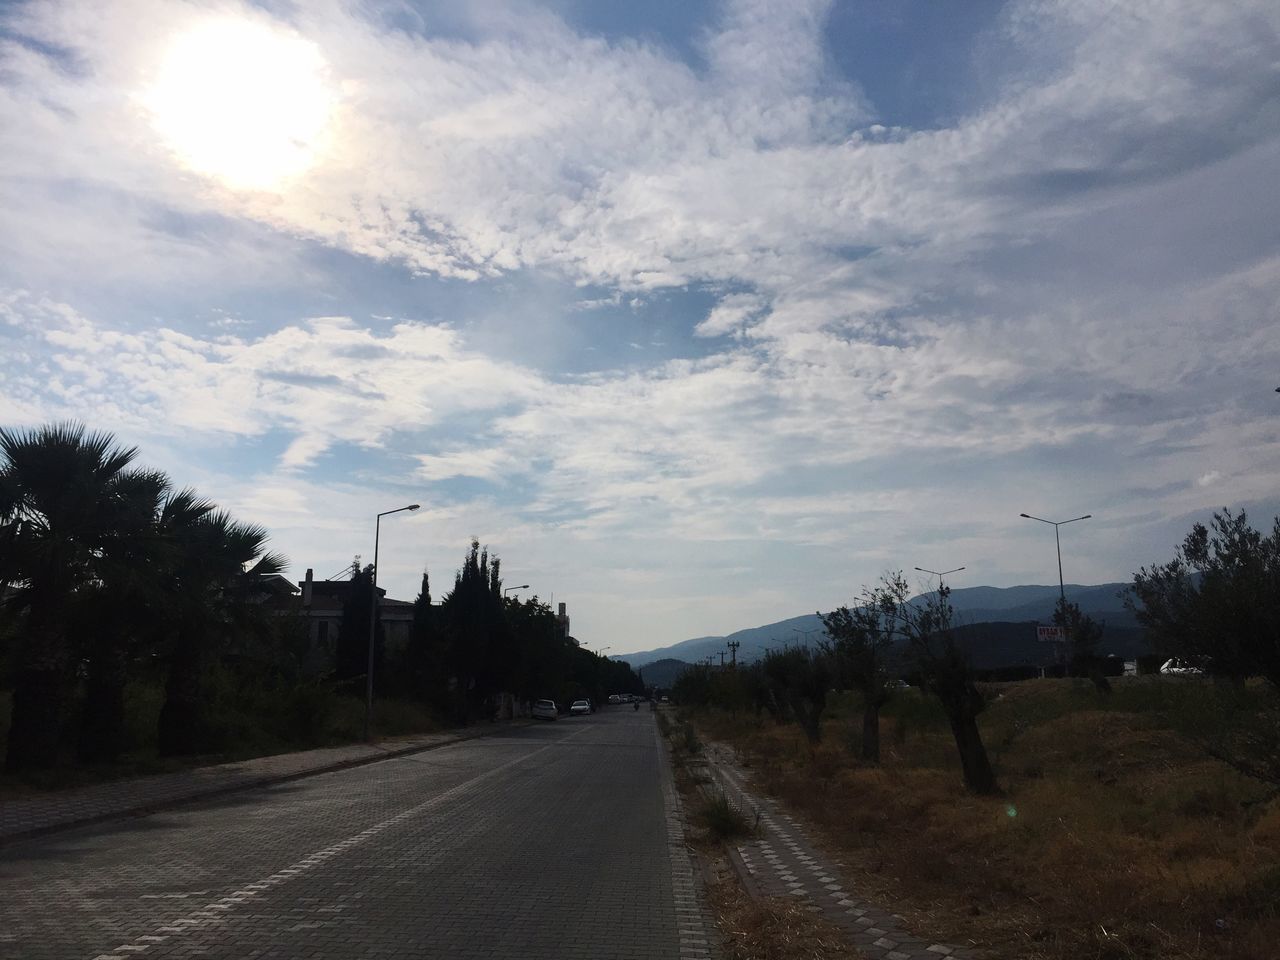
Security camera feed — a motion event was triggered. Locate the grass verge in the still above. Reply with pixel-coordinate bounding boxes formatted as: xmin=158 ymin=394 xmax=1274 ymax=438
xmin=689 ymin=677 xmax=1280 ymax=960
xmin=707 ymin=868 xmax=866 ymax=960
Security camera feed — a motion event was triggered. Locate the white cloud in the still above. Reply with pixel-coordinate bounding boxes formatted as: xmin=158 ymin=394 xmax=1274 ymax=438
xmin=2 ymin=0 xmax=1279 ymax=650
xmin=694 ymin=293 xmax=768 ymax=338
xmin=0 ymin=290 xmax=543 ymax=466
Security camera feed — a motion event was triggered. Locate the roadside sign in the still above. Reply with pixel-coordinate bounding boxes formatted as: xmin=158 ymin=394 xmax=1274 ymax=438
xmin=1036 ymin=626 xmax=1065 ymax=643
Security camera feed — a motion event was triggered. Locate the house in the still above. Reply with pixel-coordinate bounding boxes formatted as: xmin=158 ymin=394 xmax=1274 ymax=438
xmin=273 ymin=568 xmax=416 ymax=676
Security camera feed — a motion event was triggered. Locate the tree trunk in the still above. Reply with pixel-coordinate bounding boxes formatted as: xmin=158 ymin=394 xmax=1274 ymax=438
xmin=1087 ymin=662 xmax=1112 ymax=695
xmin=949 ymin=713 xmax=999 ymax=795
xmin=79 ymin=639 xmax=128 ymax=763
xmin=5 ymin=665 xmax=70 ymax=772
xmin=5 ymin=613 xmax=72 ymax=772
xmin=158 ymin=640 xmax=207 ymax=757
xmin=792 ymin=698 xmax=822 ymax=744
xmin=861 ymin=699 xmax=881 ymax=764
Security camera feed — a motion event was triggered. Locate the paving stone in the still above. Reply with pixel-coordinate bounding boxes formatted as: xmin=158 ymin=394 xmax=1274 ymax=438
xmin=1 ymin=710 xmax=717 ymax=960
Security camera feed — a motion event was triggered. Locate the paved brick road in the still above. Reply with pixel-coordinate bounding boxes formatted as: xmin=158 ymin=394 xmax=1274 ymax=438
xmin=0 ymin=729 xmax=508 ymax=845
xmin=1 ymin=709 xmax=716 ymax=960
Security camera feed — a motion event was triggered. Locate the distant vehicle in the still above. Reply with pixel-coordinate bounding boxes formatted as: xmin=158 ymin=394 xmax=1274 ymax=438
xmin=533 ymin=699 xmax=559 ymax=720
xmin=607 ymin=694 xmax=622 ymax=704
xmin=886 ymin=679 xmax=911 ymax=691
xmin=569 ymin=700 xmax=591 ymax=716
xmin=659 ymin=695 xmax=669 ymax=703
xmin=1160 ymin=658 xmax=1204 ymax=676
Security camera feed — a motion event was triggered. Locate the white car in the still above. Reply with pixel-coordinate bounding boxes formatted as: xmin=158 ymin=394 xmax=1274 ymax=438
xmin=532 ymin=699 xmax=558 ymax=720
xmin=1160 ymin=658 xmax=1204 ymax=676
xmin=569 ymin=700 xmax=591 ymax=716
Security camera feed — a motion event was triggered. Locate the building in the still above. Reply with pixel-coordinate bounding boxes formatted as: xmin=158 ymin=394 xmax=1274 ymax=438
xmin=273 ymin=568 xmax=416 ymax=676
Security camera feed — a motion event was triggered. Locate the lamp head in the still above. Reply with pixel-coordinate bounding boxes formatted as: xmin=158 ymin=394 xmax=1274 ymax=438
xmin=408 ymin=504 xmax=421 ymax=511
xmin=1019 ymin=513 xmax=1030 ymax=518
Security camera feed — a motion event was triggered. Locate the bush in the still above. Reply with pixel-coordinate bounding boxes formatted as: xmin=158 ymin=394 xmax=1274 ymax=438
xmin=698 ymin=791 xmax=753 ymax=840
xmin=679 ymin=721 xmax=702 ymax=755
xmin=656 ymin=709 xmax=673 ymax=737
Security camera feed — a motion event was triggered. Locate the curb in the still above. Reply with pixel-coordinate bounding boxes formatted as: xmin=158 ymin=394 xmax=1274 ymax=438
xmin=0 ymin=720 xmax=535 ymax=849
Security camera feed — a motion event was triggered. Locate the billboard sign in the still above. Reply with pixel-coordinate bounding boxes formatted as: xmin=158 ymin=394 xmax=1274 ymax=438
xmin=1036 ymin=625 xmax=1066 ymax=643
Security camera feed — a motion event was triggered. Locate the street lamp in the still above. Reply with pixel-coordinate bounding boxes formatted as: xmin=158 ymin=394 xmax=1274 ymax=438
xmin=1019 ymin=513 xmax=1091 ymax=603
xmin=503 ymin=584 xmax=529 ymax=597
xmin=366 ymin=503 xmax=420 ymax=741
xmin=792 ymin=627 xmax=818 ymax=646
xmin=914 ymin=565 xmax=965 ymax=588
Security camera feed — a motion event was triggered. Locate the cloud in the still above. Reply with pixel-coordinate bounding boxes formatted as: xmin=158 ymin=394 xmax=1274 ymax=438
xmin=0 ymin=289 xmax=543 ymax=466
xmin=2 ymin=0 xmax=1279 ymax=650
xmin=694 ymin=293 xmax=768 ymax=338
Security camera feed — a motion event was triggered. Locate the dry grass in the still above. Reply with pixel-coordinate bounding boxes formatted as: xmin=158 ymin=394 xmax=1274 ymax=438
xmin=693 ymin=678 xmax=1280 ymax=960
xmin=708 ymin=869 xmax=868 ymax=960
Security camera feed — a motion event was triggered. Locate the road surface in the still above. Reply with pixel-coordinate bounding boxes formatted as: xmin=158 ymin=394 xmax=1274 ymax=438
xmin=1 ymin=708 xmax=712 ymax=959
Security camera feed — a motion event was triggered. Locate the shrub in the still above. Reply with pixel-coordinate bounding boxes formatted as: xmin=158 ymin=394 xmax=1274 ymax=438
xmin=680 ymin=721 xmax=702 ymax=755
xmin=698 ymin=791 xmax=753 ymax=840
xmin=656 ymin=709 xmax=673 ymax=737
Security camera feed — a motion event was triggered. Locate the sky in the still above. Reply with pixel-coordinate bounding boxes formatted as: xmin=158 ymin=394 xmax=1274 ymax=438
xmin=1 ymin=0 xmax=1278 ymax=656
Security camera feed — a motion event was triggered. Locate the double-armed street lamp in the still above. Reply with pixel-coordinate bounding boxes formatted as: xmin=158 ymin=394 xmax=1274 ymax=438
xmin=366 ymin=503 xmax=420 ymax=742
xmin=792 ymin=627 xmax=818 ymax=648
xmin=914 ymin=565 xmax=965 ymax=588
xmin=1019 ymin=512 xmax=1091 ymax=603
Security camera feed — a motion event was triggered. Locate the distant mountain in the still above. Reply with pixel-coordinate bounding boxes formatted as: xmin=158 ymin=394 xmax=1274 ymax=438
xmin=624 ymin=582 xmax=1138 ymax=668
xmin=625 ymin=614 xmax=826 ymax=669
xmin=636 ymin=658 xmax=695 ymax=690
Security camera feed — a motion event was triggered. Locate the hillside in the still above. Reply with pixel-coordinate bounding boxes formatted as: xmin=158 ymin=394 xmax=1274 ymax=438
xmin=636 ymin=658 xmax=695 ymax=690
xmin=624 ymin=581 xmax=1138 ymax=668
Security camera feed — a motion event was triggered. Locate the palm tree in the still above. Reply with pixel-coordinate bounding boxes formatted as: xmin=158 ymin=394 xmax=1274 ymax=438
xmin=77 ymin=478 xmax=211 ymax=763
xmin=0 ymin=423 xmax=141 ymax=772
xmin=156 ymin=509 xmax=286 ymax=756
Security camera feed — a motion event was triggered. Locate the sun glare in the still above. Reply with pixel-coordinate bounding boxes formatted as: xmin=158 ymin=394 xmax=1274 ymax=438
xmin=142 ymin=18 xmax=334 ymax=191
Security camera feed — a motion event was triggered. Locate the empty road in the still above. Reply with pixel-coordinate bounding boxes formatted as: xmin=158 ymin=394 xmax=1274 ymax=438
xmin=0 ymin=708 xmax=713 ymax=959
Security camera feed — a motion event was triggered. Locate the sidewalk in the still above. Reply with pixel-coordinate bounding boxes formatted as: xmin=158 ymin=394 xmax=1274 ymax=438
xmin=0 ymin=722 xmax=529 ymax=847
xmin=699 ymin=742 xmax=979 ymax=960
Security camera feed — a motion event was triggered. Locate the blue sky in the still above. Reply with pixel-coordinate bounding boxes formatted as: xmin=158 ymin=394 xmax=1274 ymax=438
xmin=2 ymin=0 xmax=1278 ymax=654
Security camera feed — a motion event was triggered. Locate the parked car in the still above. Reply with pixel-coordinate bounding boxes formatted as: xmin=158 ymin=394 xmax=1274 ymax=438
xmin=1160 ymin=658 xmax=1204 ymax=676
xmin=607 ymin=694 xmax=622 ymax=704
xmin=569 ymin=700 xmax=591 ymax=716
xmin=532 ymin=699 xmax=559 ymax=720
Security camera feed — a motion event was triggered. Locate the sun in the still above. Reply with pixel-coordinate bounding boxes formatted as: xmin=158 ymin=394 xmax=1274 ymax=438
xmin=141 ymin=18 xmax=335 ymax=191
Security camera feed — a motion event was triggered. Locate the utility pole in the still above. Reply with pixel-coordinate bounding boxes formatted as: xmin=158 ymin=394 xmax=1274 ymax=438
xmin=718 ymin=651 xmax=725 ymax=668
xmin=727 ymin=640 xmax=740 ymax=667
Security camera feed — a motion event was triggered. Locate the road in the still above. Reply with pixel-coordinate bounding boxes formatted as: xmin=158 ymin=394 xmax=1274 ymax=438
xmin=0 ymin=708 xmax=712 ymax=960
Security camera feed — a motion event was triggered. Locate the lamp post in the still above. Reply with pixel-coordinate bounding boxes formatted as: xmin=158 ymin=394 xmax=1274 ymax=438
xmin=503 ymin=584 xmax=529 ymax=597
xmin=914 ymin=565 xmax=965 ymax=589
xmin=366 ymin=503 xmax=420 ymax=741
xmin=792 ymin=627 xmax=818 ymax=647
xmin=1019 ymin=513 xmax=1091 ymax=603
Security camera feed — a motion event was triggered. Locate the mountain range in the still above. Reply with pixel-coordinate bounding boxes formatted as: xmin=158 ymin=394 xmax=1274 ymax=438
xmin=624 ymin=582 xmax=1140 ymax=672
